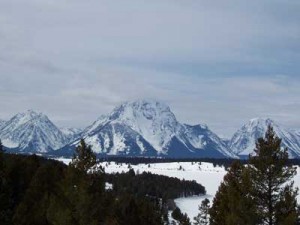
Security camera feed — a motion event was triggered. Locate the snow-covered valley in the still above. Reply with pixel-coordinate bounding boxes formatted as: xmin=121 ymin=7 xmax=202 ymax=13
xmin=55 ymin=160 xmax=240 ymax=220
xmin=57 ymin=159 xmax=300 ymax=221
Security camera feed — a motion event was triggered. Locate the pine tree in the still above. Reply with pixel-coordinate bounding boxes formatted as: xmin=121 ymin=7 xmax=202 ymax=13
xmin=0 ymin=139 xmax=11 ymax=225
xmin=180 ymin=214 xmax=191 ymax=225
xmin=194 ymin=198 xmax=210 ymax=225
xmin=13 ymin=164 xmax=64 ymax=225
xmin=70 ymin=139 xmax=96 ymax=173
xmin=172 ymin=207 xmax=191 ymax=225
xmin=209 ymin=160 xmax=257 ymax=225
xmin=249 ymin=125 xmax=299 ymax=225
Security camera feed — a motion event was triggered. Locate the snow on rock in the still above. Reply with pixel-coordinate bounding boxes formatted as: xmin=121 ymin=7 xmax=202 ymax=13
xmin=0 ymin=119 xmax=6 ymax=129
xmin=64 ymin=100 xmax=236 ymax=158
xmin=60 ymin=127 xmax=83 ymax=144
xmin=293 ymin=129 xmax=300 ymax=139
xmin=230 ymin=118 xmax=300 ymax=158
xmin=0 ymin=110 xmax=67 ymax=153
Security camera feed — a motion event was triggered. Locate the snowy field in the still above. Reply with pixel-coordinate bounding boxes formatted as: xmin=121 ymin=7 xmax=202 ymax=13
xmin=56 ymin=158 xmax=300 ymax=221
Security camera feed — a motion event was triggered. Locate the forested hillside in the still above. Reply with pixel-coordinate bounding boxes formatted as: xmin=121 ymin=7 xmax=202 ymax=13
xmin=0 ymin=140 xmax=205 ymax=225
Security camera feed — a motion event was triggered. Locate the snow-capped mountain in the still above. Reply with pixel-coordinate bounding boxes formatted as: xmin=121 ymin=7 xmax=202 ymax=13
xmin=229 ymin=118 xmax=300 ymax=158
xmin=0 ymin=119 xmax=6 ymax=129
xmin=0 ymin=110 xmax=67 ymax=153
xmin=59 ymin=100 xmax=236 ymax=158
xmin=60 ymin=127 xmax=83 ymax=144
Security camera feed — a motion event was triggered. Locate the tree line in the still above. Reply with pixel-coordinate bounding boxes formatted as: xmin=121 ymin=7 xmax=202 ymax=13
xmin=105 ymin=170 xmax=205 ymax=199
xmin=0 ymin=139 xmax=163 ymax=225
xmin=0 ymin=139 xmax=206 ymax=225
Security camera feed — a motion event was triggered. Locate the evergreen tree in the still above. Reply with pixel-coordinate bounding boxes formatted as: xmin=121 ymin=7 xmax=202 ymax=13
xmin=172 ymin=207 xmax=191 ymax=225
xmin=209 ymin=161 xmax=257 ymax=225
xmin=180 ymin=214 xmax=191 ymax=225
xmin=70 ymin=139 xmax=96 ymax=173
xmin=249 ymin=125 xmax=299 ymax=225
xmin=194 ymin=198 xmax=210 ymax=225
xmin=0 ymin=139 xmax=11 ymax=225
xmin=13 ymin=164 xmax=64 ymax=225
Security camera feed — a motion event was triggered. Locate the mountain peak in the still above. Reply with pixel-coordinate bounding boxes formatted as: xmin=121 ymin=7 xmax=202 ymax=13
xmin=242 ymin=118 xmax=276 ymax=132
xmin=64 ymin=100 xmax=235 ymax=158
xmin=230 ymin=118 xmax=300 ymax=158
xmin=18 ymin=109 xmax=43 ymax=117
xmin=108 ymin=99 xmax=175 ymax=124
xmin=112 ymin=99 xmax=170 ymax=115
xmin=11 ymin=110 xmax=48 ymax=127
xmin=0 ymin=110 xmax=66 ymax=153
xmin=248 ymin=117 xmax=274 ymax=126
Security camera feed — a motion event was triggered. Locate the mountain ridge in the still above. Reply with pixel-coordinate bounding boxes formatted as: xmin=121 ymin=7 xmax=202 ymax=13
xmin=60 ymin=100 xmax=236 ymax=158
xmin=1 ymin=103 xmax=300 ymax=159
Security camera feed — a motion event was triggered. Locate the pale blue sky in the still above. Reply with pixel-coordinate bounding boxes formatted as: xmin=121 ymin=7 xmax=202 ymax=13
xmin=0 ymin=0 xmax=299 ymax=137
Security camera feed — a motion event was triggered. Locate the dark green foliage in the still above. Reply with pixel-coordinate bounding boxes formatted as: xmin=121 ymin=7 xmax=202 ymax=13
xmin=106 ymin=171 xmax=205 ymax=199
xmin=113 ymin=194 xmax=163 ymax=225
xmin=0 ymin=139 xmax=11 ymax=225
xmin=70 ymin=139 xmax=96 ymax=172
xmin=0 ymin=152 xmax=165 ymax=225
xmin=274 ymin=184 xmax=299 ymax=225
xmin=194 ymin=198 xmax=210 ymax=225
xmin=249 ymin=125 xmax=299 ymax=225
xmin=210 ymin=161 xmax=257 ymax=225
xmin=105 ymin=170 xmax=205 ymax=224
xmin=13 ymin=163 xmax=65 ymax=225
xmin=172 ymin=207 xmax=191 ymax=225
xmin=209 ymin=126 xmax=300 ymax=225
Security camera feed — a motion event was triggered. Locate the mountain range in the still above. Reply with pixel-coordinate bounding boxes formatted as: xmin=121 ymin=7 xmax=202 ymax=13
xmin=1 ymin=100 xmax=300 ymax=158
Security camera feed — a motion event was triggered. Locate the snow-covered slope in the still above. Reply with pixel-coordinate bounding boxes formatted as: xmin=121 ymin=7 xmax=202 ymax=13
xmin=61 ymin=100 xmax=236 ymax=158
xmin=0 ymin=119 xmax=6 ymax=129
xmin=0 ymin=110 xmax=67 ymax=153
xmin=230 ymin=118 xmax=300 ymax=158
xmin=60 ymin=127 xmax=83 ymax=144
xmin=293 ymin=129 xmax=300 ymax=138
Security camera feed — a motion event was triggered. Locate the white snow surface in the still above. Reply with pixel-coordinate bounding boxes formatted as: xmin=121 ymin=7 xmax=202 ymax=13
xmin=60 ymin=127 xmax=83 ymax=143
xmin=0 ymin=119 xmax=6 ymax=129
xmin=2 ymin=138 xmax=19 ymax=148
xmin=56 ymin=159 xmax=300 ymax=221
xmin=294 ymin=129 xmax=300 ymax=138
xmin=230 ymin=118 xmax=300 ymax=158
